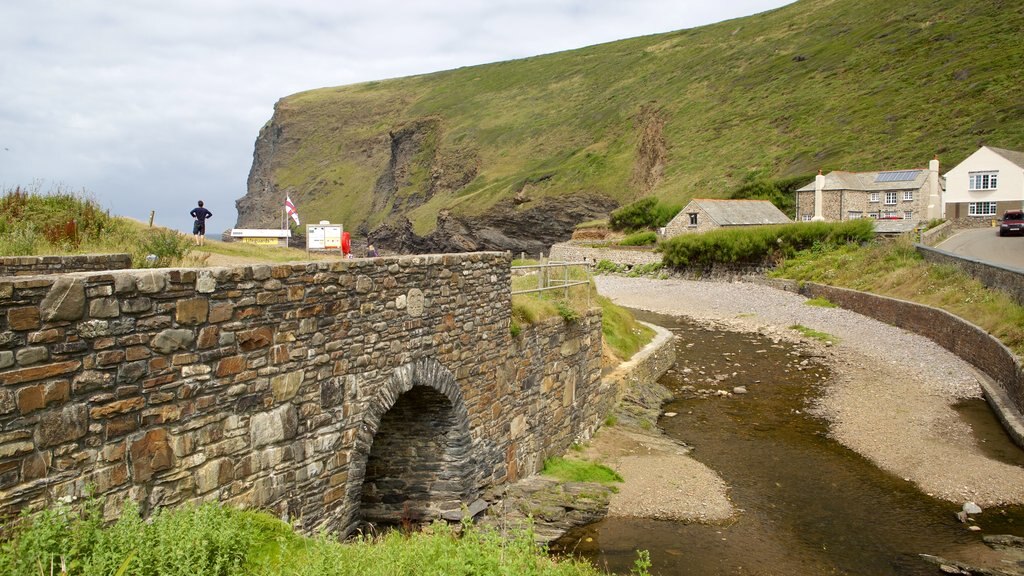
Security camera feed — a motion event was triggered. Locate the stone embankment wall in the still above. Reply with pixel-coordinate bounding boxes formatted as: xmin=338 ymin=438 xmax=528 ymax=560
xmin=549 ymin=242 xmax=661 ymax=267
xmin=915 ymin=245 xmax=1024 ymax=307
xmin=0 ymin=254 xmax=132 ymax=276
xmin=774 ymin=280 xmax=1024 ymax=446
xmin=0 ymin=252 xmax=604 ymax=536
xmin=919 ymin=221 xmax=954 ymax=246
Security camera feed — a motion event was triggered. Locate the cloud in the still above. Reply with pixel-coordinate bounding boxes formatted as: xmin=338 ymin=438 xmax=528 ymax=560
xmin=0 ymin=0 xmax=791 ymax=233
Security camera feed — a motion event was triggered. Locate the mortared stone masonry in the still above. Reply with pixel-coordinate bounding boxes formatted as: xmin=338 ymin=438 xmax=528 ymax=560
xmin=0 ymin=252 xmax=609 ymax=535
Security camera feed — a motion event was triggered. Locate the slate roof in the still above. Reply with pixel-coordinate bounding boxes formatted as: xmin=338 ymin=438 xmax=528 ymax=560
xmin=872 ymin=219 xmax=920 ymax=235
xmin=795 ymin=168 xmax=930 ymax=192
xmin=989 ymin=146 xmax=1024 ymax=170
xmin=688 ymin=199 xmax=790 ymax=226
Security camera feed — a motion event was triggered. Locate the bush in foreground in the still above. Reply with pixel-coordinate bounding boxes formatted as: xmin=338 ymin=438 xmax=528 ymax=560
xmin=0 ymin=501 xmax=622 ymax=576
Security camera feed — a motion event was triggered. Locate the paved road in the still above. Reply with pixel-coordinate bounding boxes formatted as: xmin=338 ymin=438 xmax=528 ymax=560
xmin=935 ymin=226 xmax=1024 ymax=270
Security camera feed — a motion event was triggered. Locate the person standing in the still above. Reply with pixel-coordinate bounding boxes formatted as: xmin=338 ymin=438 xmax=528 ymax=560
xmin=190 ymin=200 xmax=212 ymax=246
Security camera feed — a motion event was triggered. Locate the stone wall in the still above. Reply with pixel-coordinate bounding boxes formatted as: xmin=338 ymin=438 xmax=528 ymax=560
xmin=919 ymin=220 xmax=954 ymax=246
xmin=548 ymin=242 xmax=661 ymax=268
xmin=0 ymin=254 xmax=132 ymax=276
xmin=0 ymin=252 xmax=605 ymax=536
xmin=915 ymin=245 xmax=1024 ymax=306
xmin=768 ymin=280 xmax=1024 ymax=446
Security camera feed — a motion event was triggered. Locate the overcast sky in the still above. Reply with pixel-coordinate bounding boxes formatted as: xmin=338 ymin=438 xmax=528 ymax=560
xmin=0 ymin=1 xmax=791 ymax=234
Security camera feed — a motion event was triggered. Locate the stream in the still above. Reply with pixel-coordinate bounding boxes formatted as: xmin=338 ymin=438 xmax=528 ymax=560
xmin=552 ymin=311 xmax=1024 ymax=575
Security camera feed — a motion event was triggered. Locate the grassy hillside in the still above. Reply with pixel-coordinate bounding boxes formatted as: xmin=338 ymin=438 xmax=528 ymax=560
xmin=245 ymin=0 xmax=1024 ymax=239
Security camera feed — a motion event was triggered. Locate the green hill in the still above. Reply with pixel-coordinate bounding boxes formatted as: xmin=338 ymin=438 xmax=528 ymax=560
xmin=235 ymin=0 xmax=1024 ymax=253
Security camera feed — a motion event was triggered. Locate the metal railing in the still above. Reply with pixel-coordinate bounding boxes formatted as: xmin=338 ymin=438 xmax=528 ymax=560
xmin=511 ymin=260 xmax=592 ymax=306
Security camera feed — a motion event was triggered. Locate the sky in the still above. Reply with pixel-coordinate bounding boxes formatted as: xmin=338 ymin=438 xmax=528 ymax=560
xmin=0 ymin=0 xmax=792 ymax=234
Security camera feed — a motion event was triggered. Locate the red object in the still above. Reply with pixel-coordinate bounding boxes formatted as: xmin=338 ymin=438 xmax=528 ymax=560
xmin=341 ymin=231 xmax=351 ymax=255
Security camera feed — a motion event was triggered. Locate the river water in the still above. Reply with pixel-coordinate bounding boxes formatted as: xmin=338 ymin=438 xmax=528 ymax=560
xmin=552 ymin=311 xmax=1024 ymax=575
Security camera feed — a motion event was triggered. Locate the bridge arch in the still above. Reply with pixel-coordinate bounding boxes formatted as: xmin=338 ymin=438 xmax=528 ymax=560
xmin=347 ymin=358 xmax=479 ymax=531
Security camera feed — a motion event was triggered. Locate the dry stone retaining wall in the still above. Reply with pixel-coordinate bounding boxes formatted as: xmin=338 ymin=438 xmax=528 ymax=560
xmin=0 ymin=254 xmax=132 ymax=276
xmin=549 ymin=242 xmax=661 ymax=267
xmin=0 ymin=252 xmax=604 ymax=536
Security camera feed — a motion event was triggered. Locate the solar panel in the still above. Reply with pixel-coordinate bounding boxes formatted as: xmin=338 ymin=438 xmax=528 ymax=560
xmin=875 ymin=170 xmax=921 ymax=183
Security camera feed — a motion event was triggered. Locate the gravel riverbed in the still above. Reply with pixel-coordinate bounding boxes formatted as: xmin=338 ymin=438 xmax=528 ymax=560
xmin=593 ymin=275 xmax=1024 ymax=512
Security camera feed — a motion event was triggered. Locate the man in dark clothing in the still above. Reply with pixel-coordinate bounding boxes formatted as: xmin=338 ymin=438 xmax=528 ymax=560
xmin=190 ymin=200 xmax=212 ymax=246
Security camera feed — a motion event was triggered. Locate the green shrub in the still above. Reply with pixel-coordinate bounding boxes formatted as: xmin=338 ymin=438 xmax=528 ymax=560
xmin=609 ymin=197 xmax=681 ymax=232
xmin=138 ymin=229 xmax=194 ymax=267
xmin=619 ymin=231 xmax=658 ymax=246
xmin=660 ymin=219 xmax=875 ymax=269
xmin=556 ymin=301 xmax=581 ymax=323
xmin=595 ymin=259 xmax=623 ymax=274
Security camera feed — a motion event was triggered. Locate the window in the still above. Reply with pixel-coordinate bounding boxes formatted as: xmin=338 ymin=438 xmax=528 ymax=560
xmin=968 ymin=202 xmax=997 ymax=216
xmin=903 ymin=191 xmax=914 ymax=201
xmin=801 ymin=214 xmax=813 ymax=222
xmin=884 ymin=192 xmax=898 ymax=205
xmin=969 ymin=171 xmax=998 ymax=190
xmin=848 ymin=211 xmax=863 ymax=219
xmin=688 ymin=213 xmax=698 ymax=226
xmin=869 ymin=192 xmax=880 ymax=203
xmin=903 ymin=211 xmax=913 ymax=220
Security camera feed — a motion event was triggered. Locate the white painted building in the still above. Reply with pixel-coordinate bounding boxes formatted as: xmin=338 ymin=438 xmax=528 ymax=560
xmin=943 ymin=146 xmax=1024 ymax=220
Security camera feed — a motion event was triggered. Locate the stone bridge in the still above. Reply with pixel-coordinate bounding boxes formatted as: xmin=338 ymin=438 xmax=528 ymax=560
xmin=0 ymin=252 xmax=609 ymax=535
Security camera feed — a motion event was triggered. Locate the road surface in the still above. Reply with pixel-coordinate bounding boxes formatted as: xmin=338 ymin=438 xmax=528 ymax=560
xmin=935 ymin=226 xmax=1024 ymax=270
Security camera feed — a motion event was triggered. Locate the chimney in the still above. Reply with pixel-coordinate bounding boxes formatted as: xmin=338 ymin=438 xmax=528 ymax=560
xmin=927 ymin=155 xmax=941 ymax=220
xmin=812 ymin=169 xmax=825 ymax=221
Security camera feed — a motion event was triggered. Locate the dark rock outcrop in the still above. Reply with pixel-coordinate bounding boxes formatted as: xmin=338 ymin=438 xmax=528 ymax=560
xmin=369 ymin=194 xmax=619 ymax=256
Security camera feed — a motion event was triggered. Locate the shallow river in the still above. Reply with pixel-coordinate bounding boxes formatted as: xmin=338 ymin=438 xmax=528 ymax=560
xmin=552 ymin=311 xmax=1024 ymax=575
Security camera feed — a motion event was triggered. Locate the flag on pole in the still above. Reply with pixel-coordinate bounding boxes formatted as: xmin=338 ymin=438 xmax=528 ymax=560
xmin=285 ymin=196 xmax=300 ymax=226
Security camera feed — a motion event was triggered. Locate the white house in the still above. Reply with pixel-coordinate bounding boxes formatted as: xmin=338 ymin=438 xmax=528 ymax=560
xmin=943 ymin=146 xmax=1024 ymax=220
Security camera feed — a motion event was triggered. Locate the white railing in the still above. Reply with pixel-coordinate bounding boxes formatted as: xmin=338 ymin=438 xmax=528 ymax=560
xmin=511 ymin=261 xmax=592 ymax=305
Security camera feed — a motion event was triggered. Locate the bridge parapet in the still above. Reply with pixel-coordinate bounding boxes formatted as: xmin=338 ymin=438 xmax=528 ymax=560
xmin=0 ymin=252 xmax=606 ymax=534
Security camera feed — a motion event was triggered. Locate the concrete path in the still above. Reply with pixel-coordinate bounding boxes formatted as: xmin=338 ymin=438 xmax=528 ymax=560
xmin=936 ymin=227 xmax=1024 ymax=270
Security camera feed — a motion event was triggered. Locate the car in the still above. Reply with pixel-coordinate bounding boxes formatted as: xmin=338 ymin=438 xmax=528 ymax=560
xmin=999 ymin=210 xmax=1024 ymax=237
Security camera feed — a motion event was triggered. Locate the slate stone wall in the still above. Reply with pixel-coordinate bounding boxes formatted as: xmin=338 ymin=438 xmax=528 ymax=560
xmin=916 ymin=245 xmax=1024 ymax=306
xmin=0 ymin=252 xmax=604 ymax=535
xmin=0 ymin=254 xmax=132 ymax=276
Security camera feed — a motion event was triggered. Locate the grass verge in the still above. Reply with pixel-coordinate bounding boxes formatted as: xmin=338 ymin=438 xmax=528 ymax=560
xmin=772 ymin=236 xmax=1024 ymax=355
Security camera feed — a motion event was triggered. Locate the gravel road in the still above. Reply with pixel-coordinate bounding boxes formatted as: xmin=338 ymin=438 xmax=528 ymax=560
xmin=594 ymin=275 xmax=1024 ymax=511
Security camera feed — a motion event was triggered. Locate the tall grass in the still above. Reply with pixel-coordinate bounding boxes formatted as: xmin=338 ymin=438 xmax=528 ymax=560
xmin=0 ymin=501 xmax=615 ymax=576
xmin=0 ymin=185 xmax=131 ymax=256
xmin=773 ymin=237 xmax=1024 ymax=355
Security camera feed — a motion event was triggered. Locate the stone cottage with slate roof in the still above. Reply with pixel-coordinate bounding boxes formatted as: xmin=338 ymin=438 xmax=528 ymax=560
xmin=795 ymin=158 xmax=942 ymax=223
xmin=943 ymin=146 xmax=1024 ymax=220
xmin=663 ymin=199 xmax=790 ymax=238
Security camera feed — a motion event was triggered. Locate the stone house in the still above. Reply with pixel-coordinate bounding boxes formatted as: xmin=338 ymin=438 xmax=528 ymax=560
xmin=943 ymin=146 xmax=1024 ymax=220
xmin=663 ymin=199 xmax=790 ymax=237
xmin=795 ymin=158 xmax=942 ymax=223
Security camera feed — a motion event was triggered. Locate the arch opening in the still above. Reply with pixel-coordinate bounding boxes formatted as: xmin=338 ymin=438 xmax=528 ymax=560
xmin=359 ymin=384 xmax=476 ymax=527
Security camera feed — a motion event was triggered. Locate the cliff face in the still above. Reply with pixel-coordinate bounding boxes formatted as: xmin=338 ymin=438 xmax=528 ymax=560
xmin=236 ymin=117 xmax=286 ymax=229
xmin=235 ymin=0 xmax=1024 ymax=253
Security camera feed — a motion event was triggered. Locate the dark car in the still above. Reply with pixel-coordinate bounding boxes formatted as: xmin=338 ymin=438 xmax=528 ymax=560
xmin=999 ymin=210 xmax=1024 ymax=237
